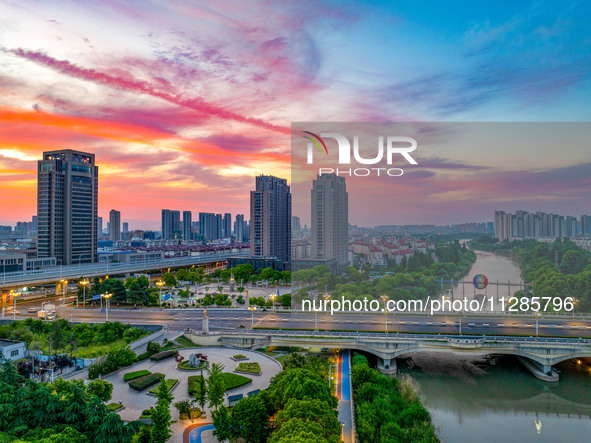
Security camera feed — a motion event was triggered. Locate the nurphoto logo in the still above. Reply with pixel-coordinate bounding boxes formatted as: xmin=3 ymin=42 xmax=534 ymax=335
xmin=303 ymin=131 xmax=418 ymax=177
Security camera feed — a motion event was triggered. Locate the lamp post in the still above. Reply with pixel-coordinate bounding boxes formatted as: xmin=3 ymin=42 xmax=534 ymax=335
xmin=535 ymin=311 xmax=541 ymax=337
xmin=80 ymin=279 xmax=89 ymax=307
xmin=270 ymin=292 xmax=276 ymax=312
xmin=381 ymin=295 xmax=389 ymax=333
xmin=572 ymin=298 xmax=579 ymax=319
xmin=59 ymin=279 xmax=67 ymax=304
xmin=12 ymin=291 xmax=20 ymax=320
xmin=103 ymin=293 xmax=112 ymax=322
xmin=250 ymin=306 xmax=256 ymax=328
xmin=459 ymin=311 xmax=463 ymax=335
xmin=156 ymin=280 xmax=164 ymax=309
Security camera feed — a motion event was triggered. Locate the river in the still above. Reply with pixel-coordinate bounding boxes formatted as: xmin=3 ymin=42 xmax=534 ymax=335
xmin=399 ymin=250 xmax=591 ymax=442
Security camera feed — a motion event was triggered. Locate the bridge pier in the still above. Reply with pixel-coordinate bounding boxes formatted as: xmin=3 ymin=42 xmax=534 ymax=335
xmin=377 ymin=357 xmax=397 ymax=374
xmin=516 ymin=356 xmax=559 ymax=382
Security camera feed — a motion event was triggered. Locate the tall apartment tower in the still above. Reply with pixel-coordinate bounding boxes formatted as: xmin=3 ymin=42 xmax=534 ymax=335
xmin=97 ymin=216 xmax=103 ymax=239
xmin=109 ymin=210 xmax=121 ymax=241
xmin=223 ymin=213 xmax=232 ymax=238
xmin=37 ymin=149 xmax=98 ymax=265
xmin=311 ymin=174 xmax=348 ymax=271
xmin=183 ymin=211 xmax=192 ymax=241
xmin=250 ymin=175 xmax=291 ymax=262
xmin=162 ymin=209 xmax=172 ymax=239
xmin=234 ymin=214 xmax=246 ymax=242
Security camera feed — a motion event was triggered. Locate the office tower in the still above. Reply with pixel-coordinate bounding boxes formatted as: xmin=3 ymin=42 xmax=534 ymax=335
xmin=311 ymin=173 xmax=349 ymax=271
xmin=582 ymin=215 xmax=591 ymax=235
xmin=122 ymin=222 xmax=129 ymax=233
xmin=183 ymin=211 xmax=192 ymax=241
xmin=292 ymin=216 xmax=302 ymax=240
xmin=97 ymin=217 xmax=103 ymax=238
xmin=250 ymin=175 xmax=291 ymax=262
xmin=109 ymin=210 xmax=121 ymax=241
xmin=37 ymin=149 xmax=98 ymax=264
xmin=234 ymin=214 xmax=246 ymax=242
xmin=223 ymin=213 xmax=232 ymax=238
xmin=171 ymin=210 xmax=181 ymax=239
xmin=162 ymin=209 xmax=172 ymax=239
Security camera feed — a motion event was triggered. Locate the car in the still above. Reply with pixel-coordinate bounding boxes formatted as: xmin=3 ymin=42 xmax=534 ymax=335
xmin=28 ymin=307 xmax=37 ymax=313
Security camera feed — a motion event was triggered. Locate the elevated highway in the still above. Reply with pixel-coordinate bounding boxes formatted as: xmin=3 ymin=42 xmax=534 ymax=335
xmin=1 ymin=249 xmax=248 ymax=289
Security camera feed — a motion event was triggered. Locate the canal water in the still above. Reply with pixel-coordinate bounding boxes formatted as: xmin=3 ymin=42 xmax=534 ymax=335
xmin=400 ymin=250 xmax=591 ymax=442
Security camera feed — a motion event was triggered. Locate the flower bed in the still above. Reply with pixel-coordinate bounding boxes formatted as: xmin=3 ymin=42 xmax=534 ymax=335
xmin=129 ymin=373 xmax=164 ymax=391
xmin=177 ymin=360 xmax=208 ymax=371
xmin=123 ymin=370 xmax=151 ymax=382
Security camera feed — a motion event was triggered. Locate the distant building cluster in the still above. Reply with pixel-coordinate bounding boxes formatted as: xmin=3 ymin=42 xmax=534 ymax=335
xmin=349 ymin=237 xmax=435 ymax=267
xmin=494 ymin=210 xmax=591 ymax=242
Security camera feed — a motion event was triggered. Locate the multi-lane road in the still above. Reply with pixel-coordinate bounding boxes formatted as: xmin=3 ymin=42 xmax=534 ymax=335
xmin=9 ymin=296 xmax=591 ymax=338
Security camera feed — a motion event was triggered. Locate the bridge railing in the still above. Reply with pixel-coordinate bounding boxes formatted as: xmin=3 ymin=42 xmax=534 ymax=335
xmin=216 ymin=328 xmax=591 ymax=345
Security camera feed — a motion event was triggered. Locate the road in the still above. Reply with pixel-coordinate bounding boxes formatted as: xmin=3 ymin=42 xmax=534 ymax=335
xmin=7 ymin=299 xmax=591 ymax=338
xmin=337 ymin=349 xmax=354 ymax=443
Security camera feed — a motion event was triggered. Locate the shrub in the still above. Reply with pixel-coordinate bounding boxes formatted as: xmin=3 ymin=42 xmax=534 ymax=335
xmin=150 ymin=350 xmax=178 ymax=362
xmin=146 ymin=341 xmax=161 ymax=354
xmin=88 ymin=346 xmax=136 ymax=379
xmin=135 ymin=351 xmax=154 ymax=362
xmin=233 ymin=354 xmax=247 ymax=360
xmin=178 ymin=360 xmax=207 ymax=371
xmin=124 ymin=370 xmax=151 ymax=382
xmin=129 ymin=373 xmax=164 ymax=391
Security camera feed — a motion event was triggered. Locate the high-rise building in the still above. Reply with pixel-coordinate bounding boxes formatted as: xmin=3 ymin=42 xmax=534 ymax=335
xmin=223 ymin=213 xmax=232 ymax=238
xmin=582 ymin=215 xmax=591 ymax=236
xmin=292 ymin=216 xmax=302 ymax=240
xmin=109 ymin=210 xmax=121 ymax=241
xmin=122 ymin=222 xmax=129 ymax=233
xmin=162 ymin=209 xmax=173 ymax=239
xmin=97 ymin=217 xmax=103 ymax=238
xmin=183 ymin=211 xmax=192 ymax=241
xmin=37 ymin=149 xmax=98 ymax=264
xmin=171 ymin=210 xmax=181 ymax=239
xmin=199 ymin=212 xmax=220 ymax=242
xmin=234 ymin=214 xmax=246 ymax=242
xmin=311 ymin=174 xmax=348 ymax=271
xmin=250 ymin=175 xmax=291 ymax=262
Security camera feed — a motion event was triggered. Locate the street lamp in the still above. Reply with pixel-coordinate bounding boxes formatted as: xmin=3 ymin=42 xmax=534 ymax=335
xmin=270 ymin=292 xmax=276 ymax=312
xmin=572 ymin=298 xmax=579 ymax=319
xmin=459 ymin=311 xmax=463 ymax=335
xmin=250 ymin=306 xmax=257 ymax=328
xmin=381 ymin=295 xmax=389 ymax=333
xmin=102 ymin=293 xmax=112 ymax=321
xmin=80 ymin=279 xmax=89 ymax=307
xmin=535 ymin=311 xmax=541 ymax=337
xmin=59 ymin=279 xmax=67 ymax=304
xmin=156 ymin=280 xmax=164 ymax=309
xmin=12 ymin=291 xmax=20 ymax=320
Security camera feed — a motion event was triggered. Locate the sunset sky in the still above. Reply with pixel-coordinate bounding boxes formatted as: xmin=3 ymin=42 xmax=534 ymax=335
xmin=1 ymin=1 xmax=590 ymax=229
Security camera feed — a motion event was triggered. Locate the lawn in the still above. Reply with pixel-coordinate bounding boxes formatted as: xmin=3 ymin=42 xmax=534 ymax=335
xmin=233 ymin=354 xmax=247 ymax=360
xmin=235 ymin=362 xmax=261 ymax=374
xmin=188 ymin=373 xmax=251 ymax=396
xmin=255 ymin=347 xmax=278 ymax=356
xmin=123 ymin=370 xmax=151 ymax=382
xmin=148 ymin=379 xmax=178 ymax=395
xmin=175 ymin=335 xmax=199 ymax=348
xmin=106 ymin=403 xmax=123 ymax=411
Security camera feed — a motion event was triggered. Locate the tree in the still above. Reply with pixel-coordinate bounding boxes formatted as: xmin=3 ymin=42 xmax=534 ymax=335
xmin=87 ymin=379 xmax=113 ymax=402
xmin=150 ymin=380 xmax=175 ymax=443
xmin=176 ymin=269 xmax=189 ymax=281
xmin=95 ymin=412 xmax=140 ymax=443
xmin=161 ymin=272 xmax=177 ymax=288
xmin=146 ymin=341 xmax=161 ymax=354
xmin=127 ymin=280 xmax=149 ymax=305
xmin=99 ymin=278 xmax=127 ymax=303
xmin=206 ymin=363 xmax=226 ymax=410
xmin=212 ymin=406 xmax=234 ymax=442
xmin=196 ymin=374 xmax=207 ymax=411
xmin=174 ymin=399 xmax=193 ymax=422
xmin=231 ymin=395 xmax=270 ymax=443
xmin=282 ymin=353 xmax=308 ymax=370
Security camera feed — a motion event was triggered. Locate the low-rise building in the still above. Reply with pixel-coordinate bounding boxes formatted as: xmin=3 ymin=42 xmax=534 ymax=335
xmin=0 ymin=339 xmax=26 ymax=361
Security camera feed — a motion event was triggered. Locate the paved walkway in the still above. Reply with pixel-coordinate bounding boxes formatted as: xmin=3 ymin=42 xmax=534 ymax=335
xmin=337 ymin=349 xmax=354 ymax=443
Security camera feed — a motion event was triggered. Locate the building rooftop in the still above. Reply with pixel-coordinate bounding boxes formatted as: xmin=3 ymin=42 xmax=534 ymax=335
xmin=0 ymin=339 xmax=24 ymax=347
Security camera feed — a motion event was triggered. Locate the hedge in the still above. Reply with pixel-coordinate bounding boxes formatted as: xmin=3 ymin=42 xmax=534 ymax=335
xmin=123 ymin=370 xmax=151 ymax=382
xmin=235 ymin=362 xmax=261 ymax=374
xmin=135 ymin=351 xmax=155 ymax=362
xmin=129 ymin=373 xmax=164 ymax=391
xmin=149 ymin=350 xmax=179 ymax=362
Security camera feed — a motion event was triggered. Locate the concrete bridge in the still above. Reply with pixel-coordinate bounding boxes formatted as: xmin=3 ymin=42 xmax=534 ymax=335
xmin=188 ymin=329 xmax=591 ymax=381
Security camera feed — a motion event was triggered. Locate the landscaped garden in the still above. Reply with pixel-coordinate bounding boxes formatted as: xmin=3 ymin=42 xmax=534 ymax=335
xmin=188 ymin=372 xmax=251 ymax=396
xmin=177 ymin=360 xmax=208 ymax=371
xmin=123 ymin=370 xmax=151 ymax=382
